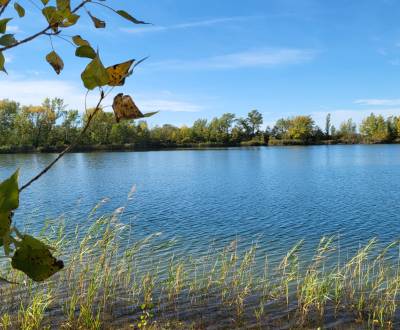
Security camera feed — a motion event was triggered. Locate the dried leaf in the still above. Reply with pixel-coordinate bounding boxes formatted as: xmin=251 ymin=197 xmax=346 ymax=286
xmin=13 ymin=2 xmax=25 ymax=17
xmin=72 ymin=35 xmax=89 ymax=46
xmin=46 ymin=50 xmax=64 ymax=74
xmin=112 ymin=93 xmax=158 ymax=122
xmin=88 ymin=11 xmax=105 ymax=28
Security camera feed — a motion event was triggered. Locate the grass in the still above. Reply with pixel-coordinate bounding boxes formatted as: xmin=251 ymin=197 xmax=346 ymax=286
xmin=1 ymin=207 xmax=400 ymax=329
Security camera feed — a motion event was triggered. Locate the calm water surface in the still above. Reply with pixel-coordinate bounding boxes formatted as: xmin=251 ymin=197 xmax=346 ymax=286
xmin=1 ymin=145 xmax=400 ymax=262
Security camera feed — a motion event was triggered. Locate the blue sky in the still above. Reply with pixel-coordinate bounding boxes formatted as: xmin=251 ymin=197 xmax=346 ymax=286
xmin=2 ymin=0 xmax=400 ymax=128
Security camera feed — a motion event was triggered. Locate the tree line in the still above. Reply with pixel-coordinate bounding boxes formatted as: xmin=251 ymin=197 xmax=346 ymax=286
xmin=1 ymin=98 xmax=400 ymax=151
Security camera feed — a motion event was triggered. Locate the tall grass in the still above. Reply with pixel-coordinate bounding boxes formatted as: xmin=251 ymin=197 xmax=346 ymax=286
xmin=1 ymin=207 xmax=400 ymax=329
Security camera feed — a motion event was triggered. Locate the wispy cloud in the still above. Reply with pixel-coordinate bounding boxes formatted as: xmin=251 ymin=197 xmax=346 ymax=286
xmin=121 ymin=16 xmax=258 ymax=34
xmin=150 ymin=48 xmax=317 ymax=71
xmin=354 ymin=99 xmax=400 ymax=106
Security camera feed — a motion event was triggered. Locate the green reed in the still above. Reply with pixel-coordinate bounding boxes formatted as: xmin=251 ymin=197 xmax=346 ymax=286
xmin=1 ymin=207 xmax=400 ymax=329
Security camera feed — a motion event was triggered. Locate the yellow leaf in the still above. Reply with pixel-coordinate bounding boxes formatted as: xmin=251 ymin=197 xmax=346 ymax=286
xmin=106 ymin=59 xmax=134 ymax=86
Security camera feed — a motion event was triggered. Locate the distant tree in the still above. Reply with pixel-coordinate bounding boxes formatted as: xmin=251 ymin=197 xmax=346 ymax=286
xmin=234 ymin=117 xmax=252 ymax=141
xmin=247 ymin=110 xmax=263 ymax=136
xmin=338 ymin=119 xmax=357 ymax=143
xmin=191 ymin=119 xmax=209 ymax=142
xmin=0 ymin=99 xmax=19 ymax=145
xmin=288 ymin=116 xmax=315 ymax=141
xmin=82 ymin=108 xmax=114 ymax=145
xmin=360 ymin=113 xmax=390 ymax=143
xmin=271 ymin=118 xmax=291 ymax=139
xmin=209 ymin=113 xmax=235 ymax=143
xmin=325 ymin=113 xmax=331 ymax=138
xmin=331 ymin=125 xmax=337 ymax=139
xmin=60 ymin=110 xmax=80 ymax=144
xmin=386 ymin=116 xmax=399 ymax=141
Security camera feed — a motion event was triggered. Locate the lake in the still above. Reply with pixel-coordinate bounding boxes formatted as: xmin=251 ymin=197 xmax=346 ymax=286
xmin=1 ymin=145 xmax=400 ymax=263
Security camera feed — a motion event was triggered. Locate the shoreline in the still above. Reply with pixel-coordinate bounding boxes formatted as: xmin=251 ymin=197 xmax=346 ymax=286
xmin=0 ymin=140 xmax=397 ymax=154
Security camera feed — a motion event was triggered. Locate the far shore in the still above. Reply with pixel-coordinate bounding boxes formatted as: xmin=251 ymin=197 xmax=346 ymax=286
xmin=0 ymin=139 xmax=398 ymax=154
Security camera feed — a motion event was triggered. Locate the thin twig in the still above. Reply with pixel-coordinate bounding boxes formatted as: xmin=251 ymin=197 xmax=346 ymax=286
xmin=19 ymin=91 xmax=105 ymax=193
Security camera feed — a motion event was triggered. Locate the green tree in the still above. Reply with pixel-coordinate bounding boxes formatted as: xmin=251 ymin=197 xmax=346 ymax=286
xmin=360 ymin=113 xmax=390 ymax=143
xmin=247 ymin=109 xmax=263 ymax=136
xmin=271 ymin=118 xmax=291 ymax=139
xmin=191 ymin=119 xmax=209 ymax=142
xmin=209 ymin=113 xmax=235 ymax=143
xmin=288 ymin=116 xmax=314 ymax=141
xmin=338 ymin=119 xmax=357 ymax=143
xmin=0 ymin=99 xmax=18 ymax=145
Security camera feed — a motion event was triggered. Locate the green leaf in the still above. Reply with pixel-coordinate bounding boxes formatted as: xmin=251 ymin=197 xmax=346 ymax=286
xmin=116 ymin=10 xmax=148 ymax=24
xmin=13 ymin=2 xmax=25 ymax=17
xmin=0 ymin=51 xmax=5 ymax=73
xmin=46 ymin=50 xmax=64 ymax=74
xmin=87 ymin=11 xmax=105 ymax=28
xmin=0 ymin=34 xmax=16 ymax=46
xmin=72 ymin=35 xmax=89 ymax=47
xmin=41 ymin=0 xmax=50 ymax=5
xmin=75 ymin=45 xmax=96 ymax=59
xmin=81 ymin=55 xmax=109 ymax=90
xmin=11 ymin=235 xmax=64 ymax=282
xmin=0 ymin=18 xmax=12 ymax=34
xmin=0 ymin=170 xmax=19 ymax=213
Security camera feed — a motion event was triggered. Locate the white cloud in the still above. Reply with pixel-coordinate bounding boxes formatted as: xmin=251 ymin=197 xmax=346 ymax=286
xmin=6 ymin=25 xmax=20 ymax=33
xmin=150 ymin=48 xmax=317 ymax=71
xmin=354 ymin=99 xmax=400 ymax=106
xmin=0 ymin=79 xmax=202 ymax=113
xmin=0 ymin=79 xmax=97 ymax=109
xmin=121 ymin=16 xmax=257 ymax=35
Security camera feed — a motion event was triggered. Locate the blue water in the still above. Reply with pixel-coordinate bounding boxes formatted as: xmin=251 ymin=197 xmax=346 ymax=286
xmin=1 ymin=145 xmax=400 ymax=261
